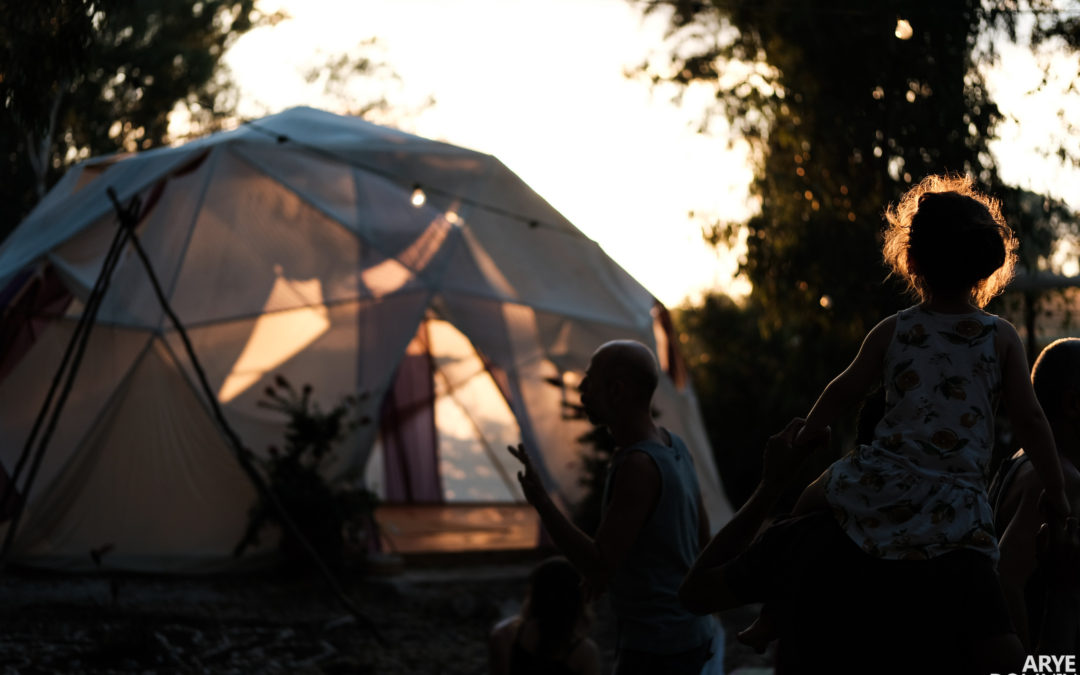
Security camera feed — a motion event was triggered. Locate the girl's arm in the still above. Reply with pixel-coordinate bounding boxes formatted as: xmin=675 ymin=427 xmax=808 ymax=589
xmin=997 ymin=320 xmax=1069 ymax=517
xmin=796 ymin=315 xmax=895 ymax=445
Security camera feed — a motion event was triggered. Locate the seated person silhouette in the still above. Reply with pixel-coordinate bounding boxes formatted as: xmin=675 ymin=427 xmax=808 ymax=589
xmin=489 ymin=556 xmax=600 ymax=675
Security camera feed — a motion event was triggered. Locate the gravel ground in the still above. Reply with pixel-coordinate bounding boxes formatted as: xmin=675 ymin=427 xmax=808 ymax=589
xmin=0 ymin=554 xmax=775 ymax=674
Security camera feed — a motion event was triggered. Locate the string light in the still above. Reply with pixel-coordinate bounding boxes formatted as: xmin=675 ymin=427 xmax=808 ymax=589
xmin=410 ymin=185 xmax=426 ymax=207
xmin=241 ymin=120 xmax=587 ymax=238
xmin=895 ymin=18 xmax=913 ymax=40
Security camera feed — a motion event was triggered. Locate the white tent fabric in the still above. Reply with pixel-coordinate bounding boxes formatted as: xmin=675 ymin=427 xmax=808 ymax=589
xmin=0 ymin=107 xmax=733 ymax=572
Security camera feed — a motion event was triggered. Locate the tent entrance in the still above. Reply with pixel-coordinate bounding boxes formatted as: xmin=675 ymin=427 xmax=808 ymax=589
xmin=366 ymin=317 xmax=536 ymax=552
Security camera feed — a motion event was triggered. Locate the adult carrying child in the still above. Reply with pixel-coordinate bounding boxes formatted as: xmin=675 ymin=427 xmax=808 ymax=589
xmin=700 ymin=174 xmax=1070 ymax=673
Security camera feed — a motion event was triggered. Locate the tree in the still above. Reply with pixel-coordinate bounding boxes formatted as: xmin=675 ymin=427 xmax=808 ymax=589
xmin=674 ymin=292 xmax=840 ymax=507
xmin=1000 ymin=187 xmax=1080 ymax=364
xmin=0 ymin=0 xmax=282 ymax=240
xmin=300 ymin=38 xmax=434 ymax=123
xmin=640 ymin=0 xmax=1080 ymax=503
xmin=1 ymin=3 xmax=425 ymax=243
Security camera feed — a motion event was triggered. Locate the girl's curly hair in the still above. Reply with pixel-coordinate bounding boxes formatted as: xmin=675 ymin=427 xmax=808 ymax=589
xmin=882 ymin=174 xmax=1017 ymax=308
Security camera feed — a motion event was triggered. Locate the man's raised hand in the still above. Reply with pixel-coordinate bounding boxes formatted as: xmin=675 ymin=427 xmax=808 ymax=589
xmin=508 ymin=443 xmax=546 ymax=506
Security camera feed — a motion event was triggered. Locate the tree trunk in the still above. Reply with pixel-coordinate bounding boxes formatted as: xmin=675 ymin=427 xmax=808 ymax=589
xmin=25 ymin=85 xmax=65 ymax=199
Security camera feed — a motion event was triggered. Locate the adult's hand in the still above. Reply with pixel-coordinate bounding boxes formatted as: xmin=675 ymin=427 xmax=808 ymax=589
xmin=761 ymin=418 xmax=826 ymax=493
xmin=680 ymin=418 xmax=818 ymax=615
xmin=1036 ymin=494 xmax=1080 ymax=595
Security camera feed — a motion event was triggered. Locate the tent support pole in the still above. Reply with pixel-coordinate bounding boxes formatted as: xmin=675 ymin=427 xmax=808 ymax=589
xmin=104 ymin=189 xmax=384 ymax=645
xmin=1 ymin=197 xmax=135 ymax=567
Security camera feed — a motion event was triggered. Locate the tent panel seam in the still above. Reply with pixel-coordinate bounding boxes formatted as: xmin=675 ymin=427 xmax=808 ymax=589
xmin=227 ymin=145 xmax=431 ymax=286
xmin=0 ymin=149 xmax=203 ymax=291
xmin=160 ymin=148 xmax=224 ymax=332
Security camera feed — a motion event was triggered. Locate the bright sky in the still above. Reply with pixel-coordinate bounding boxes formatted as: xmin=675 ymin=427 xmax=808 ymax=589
xmin=221 ymin=0 xmax=1080 ymax=305
xmin=986 ymin=31 xmax=1080 ymax=275
xmin=223 ymin=0 xmax=754 ymax=308
xmin=987 ymin=40 xmax=1080 ymax=204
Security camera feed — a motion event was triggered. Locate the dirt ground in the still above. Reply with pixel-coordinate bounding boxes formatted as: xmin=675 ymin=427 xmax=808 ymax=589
xmin=0 ymin=552 xmax=775 ymax=674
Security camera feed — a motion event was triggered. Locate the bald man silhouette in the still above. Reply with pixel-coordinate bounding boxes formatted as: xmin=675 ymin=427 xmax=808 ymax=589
xmin=509 ymin=340 xmax=715 ymax=675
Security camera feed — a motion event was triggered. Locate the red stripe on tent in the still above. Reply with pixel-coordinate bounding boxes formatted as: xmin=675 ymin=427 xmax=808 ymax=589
xmin=0 ymin=265 xmax=73 ymax=384
xmin=379 ymin=321 xmax=443 ymax=503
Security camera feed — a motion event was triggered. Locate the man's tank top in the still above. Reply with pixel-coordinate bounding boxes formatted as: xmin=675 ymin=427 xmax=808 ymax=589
xmin=602 ymin=431 xmax=714 ymax=654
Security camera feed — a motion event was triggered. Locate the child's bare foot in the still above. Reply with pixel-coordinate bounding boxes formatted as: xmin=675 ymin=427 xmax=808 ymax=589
xmin=736 ymin=615 xmax=777 ymax=654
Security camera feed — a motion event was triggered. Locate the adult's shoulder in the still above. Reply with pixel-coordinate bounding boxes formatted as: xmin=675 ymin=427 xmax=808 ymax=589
xmin=662 ymin=427 xmax=689 ymax=451
xmin=615 ymin=433 xmax=673 ymax=465
xmin=611 ymin=447 xmax=661 ymax=480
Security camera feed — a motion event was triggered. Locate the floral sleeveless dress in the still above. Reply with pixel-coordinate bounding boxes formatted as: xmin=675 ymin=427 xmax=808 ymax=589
xmin=824 ymin=305 xmax=1002 ymax=561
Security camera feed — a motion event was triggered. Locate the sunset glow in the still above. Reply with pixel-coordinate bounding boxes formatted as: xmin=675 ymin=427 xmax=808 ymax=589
xmin=209 ymin=0 xmax=1079 ymax=307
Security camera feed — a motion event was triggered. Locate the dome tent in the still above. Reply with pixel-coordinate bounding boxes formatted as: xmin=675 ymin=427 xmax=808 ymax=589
xmin=0 ymin=107 xmax=732 ymax=572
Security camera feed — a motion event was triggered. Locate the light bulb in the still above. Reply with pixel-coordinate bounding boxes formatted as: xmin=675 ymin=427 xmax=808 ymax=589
xmin=410 ymin=186 xmax=426 ymax=207
xmin=895 ymin=18 xmax=913 ymax=40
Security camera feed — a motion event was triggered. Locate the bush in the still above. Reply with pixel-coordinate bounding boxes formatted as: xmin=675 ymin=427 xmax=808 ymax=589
xmin=234 ymin=375 xmax=378 ymax=571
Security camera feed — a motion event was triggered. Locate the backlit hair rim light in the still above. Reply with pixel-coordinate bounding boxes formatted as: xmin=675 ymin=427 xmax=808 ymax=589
xmin=882 ymin=174 xmax=1018 ymax=308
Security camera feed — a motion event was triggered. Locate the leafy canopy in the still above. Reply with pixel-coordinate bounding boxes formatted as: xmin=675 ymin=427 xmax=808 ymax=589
xmin=0 ymin=0 xmax=279 ymax=239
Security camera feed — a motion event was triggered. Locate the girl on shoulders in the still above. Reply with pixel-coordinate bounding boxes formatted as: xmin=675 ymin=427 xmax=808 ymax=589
xmin=793 ymin=173 xmax=1068 ymax=549
xmin=738 ymin=174 xmax=1069 ymax=657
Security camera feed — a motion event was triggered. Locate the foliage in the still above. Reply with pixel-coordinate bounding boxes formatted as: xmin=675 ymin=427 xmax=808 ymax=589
xmin=0 ymin=0 xmax=283 ymax=240
xmin=1 ymin=1 xmax=428 ymax=245
xmin=235 ymin=375 xmax=378 ymax=570
xmin=639 ymin=1 xmax=1035 ymax=327
xmin=638 ymin=0 xmax=1080 ymax=504
xmin=299 ymin=38 xmax=435 ymax=123
xmin=999 ymin=186 xmax=1080 ymax=362
xmin=673 ymin=293 xmax=842 ymax=507
xmin=1029 ymin=1 xmax=1080 ymax=165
